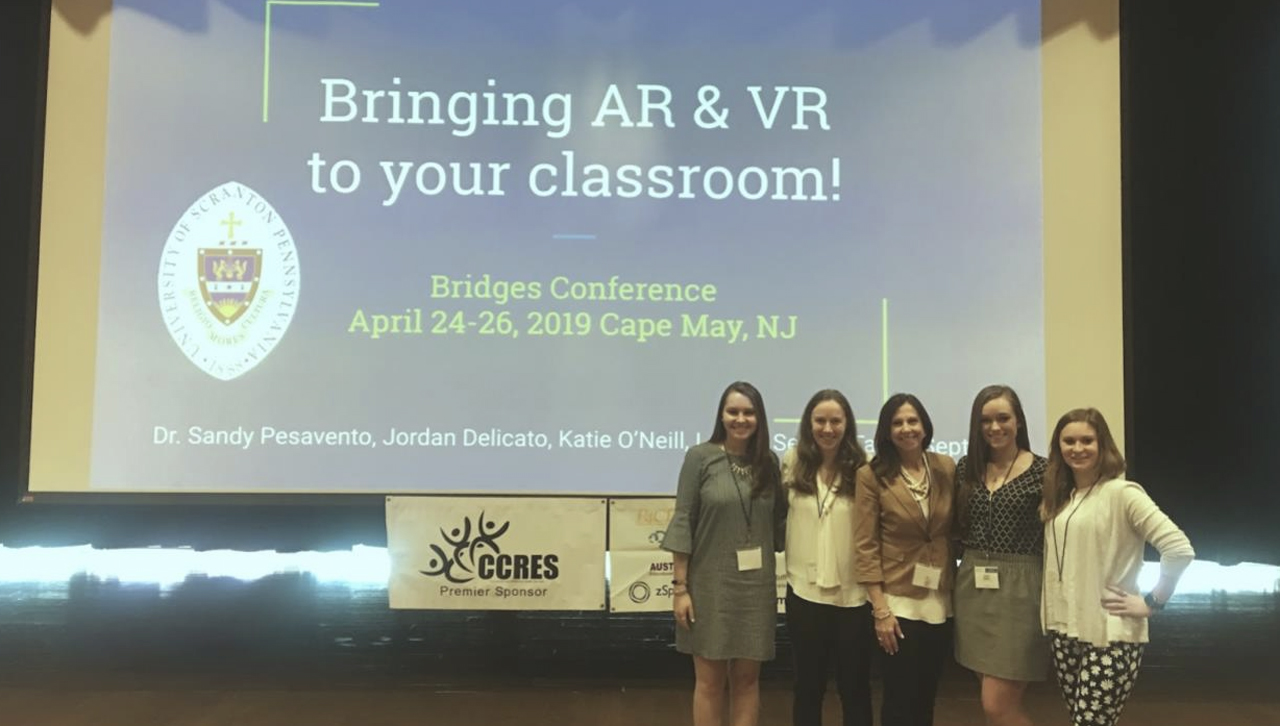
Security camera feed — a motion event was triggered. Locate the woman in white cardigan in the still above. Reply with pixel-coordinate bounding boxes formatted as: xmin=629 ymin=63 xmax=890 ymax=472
xmin=1039 ymin=408 xmax=1194 ymax=726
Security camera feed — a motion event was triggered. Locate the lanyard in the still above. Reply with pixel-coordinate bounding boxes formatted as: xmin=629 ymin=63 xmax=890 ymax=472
xmin=815 ymin=476 xmax=836 ymax=520
xmin=1051 ymin=483 xmax=1097 ymax=582
xmin=725 ymin=453 xmax=754 ymax=536
xmin=983 ymin=453 xmax=1020 ymax=549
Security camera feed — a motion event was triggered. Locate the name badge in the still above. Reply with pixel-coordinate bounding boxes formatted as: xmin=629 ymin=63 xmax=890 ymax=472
xmin=975 ymin=565 xmax=1001 ymax=590
xmin=737 ymin=546 xmax=763 ymax=572
xmin=911 ymin=563 xmax=943 ymax=590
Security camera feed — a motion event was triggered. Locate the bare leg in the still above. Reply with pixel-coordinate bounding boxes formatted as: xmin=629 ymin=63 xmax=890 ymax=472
xmin=693 ymin=656 xmax=730 ymax=726
xmin=728 ymin=658 xmax=762 ymax=726
xmin=980 ymin=674 xmax=1032 ymax=726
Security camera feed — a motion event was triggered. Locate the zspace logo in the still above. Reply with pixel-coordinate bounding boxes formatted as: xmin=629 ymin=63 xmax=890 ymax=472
xmin=418 ymin=511 xmax=559 ymax=584
xmin=628 ymin=582 xmax=651 ymax=604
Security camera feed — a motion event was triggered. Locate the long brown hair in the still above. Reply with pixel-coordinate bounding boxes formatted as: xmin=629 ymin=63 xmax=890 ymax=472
xmin=1040 ymin=408 xmax=1126 ymax=521
xmin=958 ymin=385 xmax=1032 ymax=532
xmin=788 ymin=389 xmax=867 ymax=497
xmin=709 ymin=381 xmax=780 ymax=497
xmin=869 ymin=393 xmax=933 ymax=482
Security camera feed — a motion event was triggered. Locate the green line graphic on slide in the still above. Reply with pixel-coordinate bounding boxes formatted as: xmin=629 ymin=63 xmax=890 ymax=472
xmin=262 ymin=1 xmax=381 ymax=123
xmin=775 ymin=297 xmax=889 ymax=427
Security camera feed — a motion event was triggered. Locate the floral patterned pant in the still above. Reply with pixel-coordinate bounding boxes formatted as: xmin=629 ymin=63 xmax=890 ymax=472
xmin=1049 ymin=633 xmax=1146 ymax=726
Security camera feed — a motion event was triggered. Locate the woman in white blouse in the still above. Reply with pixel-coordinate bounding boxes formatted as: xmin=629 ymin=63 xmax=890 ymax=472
xmin=782 ymin=389 xmax=871 ymax=726
xmin=1040 ymin=408 xmax=1194 ymax=726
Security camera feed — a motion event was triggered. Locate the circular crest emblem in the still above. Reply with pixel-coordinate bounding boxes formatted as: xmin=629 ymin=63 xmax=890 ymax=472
xmin=157 ymin=182 xmax=300 ymax=380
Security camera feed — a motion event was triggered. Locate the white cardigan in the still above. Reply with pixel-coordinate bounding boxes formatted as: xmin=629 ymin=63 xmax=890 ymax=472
xmin=1042 ymin=478 xmax=1194 ymax=646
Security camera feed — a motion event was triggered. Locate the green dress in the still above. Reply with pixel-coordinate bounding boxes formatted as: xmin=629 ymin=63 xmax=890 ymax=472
xmin=661 ymin=442 xmax=785 ymax=661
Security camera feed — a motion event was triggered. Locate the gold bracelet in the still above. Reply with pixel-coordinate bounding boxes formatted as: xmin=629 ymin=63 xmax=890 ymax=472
xmin=673 ymin=588 xmax=688 ymax=596
xmin=873 ymin=608 xmax=893 ymax=620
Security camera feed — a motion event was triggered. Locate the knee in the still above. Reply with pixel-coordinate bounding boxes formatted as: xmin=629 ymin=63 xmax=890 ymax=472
xmin=981 ymin=700 xmax=1007 ymax=726
xmin=981 ymin=690 xmax=1019 ymax=726
xmin=694 ymin=668 xmax=728 ymax=699
xmin=730 ymin=668 xmax=761 ymax=693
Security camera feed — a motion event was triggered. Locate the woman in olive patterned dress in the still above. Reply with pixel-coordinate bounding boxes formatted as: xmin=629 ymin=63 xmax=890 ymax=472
xmin=663 ymin=381 xmax=785 ymax=726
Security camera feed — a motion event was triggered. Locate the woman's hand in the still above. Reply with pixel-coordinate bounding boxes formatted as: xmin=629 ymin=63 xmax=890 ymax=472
xmin=874 ymin=612 xmax=904 ymax=654
xmin=673 ymin=592 xmax=696 ymax=629
xmin=1101 ymin=584 xmax=1151 ymax=617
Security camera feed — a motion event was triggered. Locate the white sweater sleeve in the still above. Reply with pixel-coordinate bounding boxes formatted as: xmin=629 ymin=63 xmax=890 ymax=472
xmin=1121 ymin=482 xmax=1195 ymax=575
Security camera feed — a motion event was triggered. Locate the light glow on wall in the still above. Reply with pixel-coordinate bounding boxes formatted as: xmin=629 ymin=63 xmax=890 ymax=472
xmin=0 ymin=546 xmax=1272 ymax=597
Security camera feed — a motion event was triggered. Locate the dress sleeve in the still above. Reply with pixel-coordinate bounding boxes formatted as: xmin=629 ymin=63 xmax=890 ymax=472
xmin=661 ymin=447 xmax=704 ymax=555
xmin=1120 ymin=481 xmax=1195 ymax=573
xmin=852 ymin=465 xmax=884 ymax=585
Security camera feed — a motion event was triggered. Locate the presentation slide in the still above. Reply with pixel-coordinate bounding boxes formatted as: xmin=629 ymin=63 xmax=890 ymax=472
xmin=33 ymin=0 xmax=1047 ymax=494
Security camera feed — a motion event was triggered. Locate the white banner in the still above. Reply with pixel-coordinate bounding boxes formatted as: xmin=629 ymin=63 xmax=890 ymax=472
xmin=609 ymin=550 xmax=787 ymax=614
xmin=609 ymin=497 xmax=676 ymax=550
xmin=608 ymin=497 xmax=785 ymax=613
xmin=609 ymin=550 xmax=678 ymax=613
xmin=387 ymin=496 xmax=606 ymax=611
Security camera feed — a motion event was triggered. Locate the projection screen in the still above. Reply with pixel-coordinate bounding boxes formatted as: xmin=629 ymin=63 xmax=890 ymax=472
xmin=29 ymin=0 xmax=1121 ymax=495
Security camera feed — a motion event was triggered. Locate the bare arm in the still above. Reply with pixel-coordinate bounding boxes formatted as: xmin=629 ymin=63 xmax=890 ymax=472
xmin=672 ymin=552 xmax=694 ymax=627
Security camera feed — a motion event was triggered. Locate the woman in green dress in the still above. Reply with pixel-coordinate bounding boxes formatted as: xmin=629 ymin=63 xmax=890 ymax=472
xmin=663 ymin=380 xmax=785 ymax=726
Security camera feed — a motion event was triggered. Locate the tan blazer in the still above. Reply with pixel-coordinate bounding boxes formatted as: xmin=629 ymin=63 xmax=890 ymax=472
xmin=853 ymin=451 xmax=956 ymax=597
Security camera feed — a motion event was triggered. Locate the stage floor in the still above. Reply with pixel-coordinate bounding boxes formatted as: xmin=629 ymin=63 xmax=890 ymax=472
xmin=0 ymin=580 xmax=1273 ymax=725
xmin=0 ymin=671 xmax=1275 ymax=726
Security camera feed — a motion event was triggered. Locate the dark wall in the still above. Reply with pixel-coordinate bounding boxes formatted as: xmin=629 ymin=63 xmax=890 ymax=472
xmin=1122 ymin=0 xmax=1280 ymax=564
xmin=2 ymin=0 xmax=1277 ymax=563
xmin=0 ymin=2 xmax=47 ymax=532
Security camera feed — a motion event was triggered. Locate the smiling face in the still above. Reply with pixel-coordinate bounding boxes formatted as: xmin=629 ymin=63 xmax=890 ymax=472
xmin=809 ymin=399 xmax=847 ymax=457
xmin=720 ymin=391 xmax=758 ymax=451
xmin=889 ymin=403 xmax=925 ymax=455
xmin=981 ymin=396 xmax=1020 ymax=454
xmin=1058 ymin=421 xmax=1100 ymax=479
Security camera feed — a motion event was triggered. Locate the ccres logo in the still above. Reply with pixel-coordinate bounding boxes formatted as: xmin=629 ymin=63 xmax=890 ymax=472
xmin=418 ymin=510 xmax=559 ymax=584
xmin=158 ymin=181 xmax=300 ymax=381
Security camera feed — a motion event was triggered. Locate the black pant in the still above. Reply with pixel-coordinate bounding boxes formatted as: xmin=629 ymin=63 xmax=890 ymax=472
xmin=785 ymin=586 xmax=873 ymax=726
xmin=879 ymin=616 xmax=952 ymax=726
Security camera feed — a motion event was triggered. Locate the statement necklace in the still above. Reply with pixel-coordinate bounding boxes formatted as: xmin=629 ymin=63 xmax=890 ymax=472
xmin=900 ymin=460 xmax=931 ymax=501
xmin=722 ymin=445 xmax=753 ymax=478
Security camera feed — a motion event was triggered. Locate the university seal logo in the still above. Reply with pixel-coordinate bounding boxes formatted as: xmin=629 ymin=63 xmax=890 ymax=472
xmin=157 ymin=182 xmax=300 ymax=380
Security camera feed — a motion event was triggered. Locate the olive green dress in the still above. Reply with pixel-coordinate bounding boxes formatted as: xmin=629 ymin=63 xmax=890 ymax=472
xmin=661 ymin=442 xmax=784 ymax=661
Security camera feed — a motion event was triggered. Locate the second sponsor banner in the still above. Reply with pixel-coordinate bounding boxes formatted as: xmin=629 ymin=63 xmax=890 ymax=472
xmin=609 ymin=497 xmax=784 ymax=613
xmin=387 ymin=496 xmax=606 ymax=610
xmin=609 ymin=497 xmax=676 ymax=550
xmin=609 ymin=550 xmax=786 ymax=614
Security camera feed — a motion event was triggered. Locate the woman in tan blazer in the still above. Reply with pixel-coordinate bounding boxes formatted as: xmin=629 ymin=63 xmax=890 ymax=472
xmin=854 ymin=393 xmax=956 ymax=726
